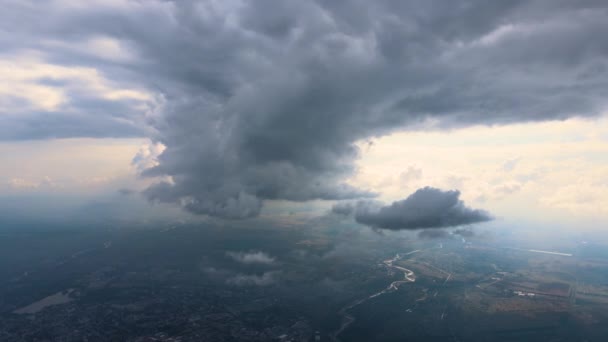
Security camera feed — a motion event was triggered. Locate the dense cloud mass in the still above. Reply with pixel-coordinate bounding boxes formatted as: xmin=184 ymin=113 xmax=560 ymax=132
xmin=333 ymin=187 xmax=492 ymax=230
xmin=3 ymin=1 xmax=608 ymax=218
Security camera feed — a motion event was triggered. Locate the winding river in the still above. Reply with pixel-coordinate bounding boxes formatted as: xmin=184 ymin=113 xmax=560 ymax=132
xmin=331 ymin=250 xmax=419 ymax=341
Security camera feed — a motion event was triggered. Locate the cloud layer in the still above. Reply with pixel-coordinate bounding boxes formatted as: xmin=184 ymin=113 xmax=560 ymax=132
xmin=3 ymin=1 xmax=608 ymax=218
xmin=333 ymin=187 xmax=492 ymax=230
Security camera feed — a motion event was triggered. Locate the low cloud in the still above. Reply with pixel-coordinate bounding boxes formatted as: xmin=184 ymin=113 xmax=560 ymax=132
xmin=418 ymin=227 xmax=476 ymax=239
xmin=417 ymin=229 xmax=450 ymax=239
xmin=331 ymin=202 xmax=356 ymax=216
xmin=335 ymin=187 xmax=492 ymax=230
xmin=453 ymin=228 xmax=475 ymax=238
xmin=226 ymin=251 xmax=276 ymax=265
xmin=226 ymin=271 xmax=279 ymax=287
xmin=8 ymin=178 xmax=40 ymax=189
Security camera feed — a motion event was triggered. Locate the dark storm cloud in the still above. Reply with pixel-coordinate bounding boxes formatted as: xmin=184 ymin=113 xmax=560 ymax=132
xmin=331 ymin=200 xmax=383 ymax=219
xmin=3 ymin=1 xmax=608 ymax=217
xmin=354 ymin=187 xmax=492 ymax=230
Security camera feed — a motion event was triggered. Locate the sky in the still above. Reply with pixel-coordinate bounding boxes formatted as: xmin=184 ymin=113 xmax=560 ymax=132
xmin=2 ymin=0 xmax=608 ymax=232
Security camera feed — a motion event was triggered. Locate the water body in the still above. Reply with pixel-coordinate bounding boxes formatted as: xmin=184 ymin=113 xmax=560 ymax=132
xmin=13 ymin=289 xmax=75 ymax=314
xmin=331 ymin=250 xmax=419 ymax=341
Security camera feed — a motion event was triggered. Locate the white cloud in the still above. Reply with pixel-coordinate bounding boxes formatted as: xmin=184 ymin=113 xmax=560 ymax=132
xmin=132 ymin=141 xmax=166 ymax=174
xmin=8 ymin=178 xmax=39 ymax=189
xmin=226 ymin=251 xmax=276 ymax=265
xmin=226 ymin=271 xmax=279 ymax=286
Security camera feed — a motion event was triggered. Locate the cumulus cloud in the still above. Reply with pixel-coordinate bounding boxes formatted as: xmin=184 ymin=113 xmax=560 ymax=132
xmin=131 ymin=142 xmax=165 ymax=174
xmin=338 ymin=187 xmax=492 ymax=230
xmin=226 ymin=251 xmax=276 ymax=265
xmin=226 ymin=271 xmax=279 ymax=287
xmin=3 ymin=1 xmax=608 ymax=218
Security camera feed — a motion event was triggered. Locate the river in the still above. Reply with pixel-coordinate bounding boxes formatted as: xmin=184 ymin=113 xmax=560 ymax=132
xmin=330 ymin=250 xmax=420 ymax=341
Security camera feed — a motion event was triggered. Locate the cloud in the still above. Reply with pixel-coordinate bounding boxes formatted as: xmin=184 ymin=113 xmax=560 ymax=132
xmin=226 ymin=271 xmax=279 ymax=287
xmin=502 ymin=157 xmax=521 ymax=172
xmin=418 ymin=227 xmax=476 ymax=239
xmin=7 ymin=176 xmax=56 ymax=190
xmin=399 ymin=166 xmax=423 ymax=185
xmin=131 ymin=142 xmax=164 ymax=166
xmin=0 ymin=54 xmax=153 ymax=140
xmin=453 ymin=228 xmax=475 ymax=238
xmin=417 ymin=229 xmax=450 ymax=239
xmin=226 ymin=250 xmax=276 ymax=265
xmin=353 ymin=187 xmax=492 ymax=230
xmin=331 ymin=202 xmax=356 ymax=216
xmin=8 ymin=178 xmax=40 ymax=189
xmin=495 ymin=182 xmax=523 ymax=195
xmin=117 ymin=188 xmax=134 ymax=196
xmin=3 ymin=1 xmax=608 ymax=218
